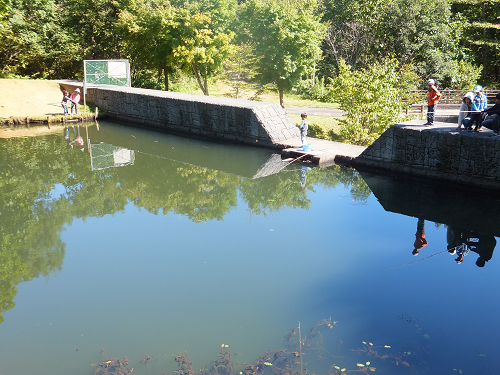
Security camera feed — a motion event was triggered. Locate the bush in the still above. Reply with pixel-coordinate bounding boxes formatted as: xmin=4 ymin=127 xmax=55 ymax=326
xmin=327 ymin=58 xmax=419 ymax=146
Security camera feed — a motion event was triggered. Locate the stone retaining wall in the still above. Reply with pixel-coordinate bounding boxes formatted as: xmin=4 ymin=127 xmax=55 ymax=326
xmin=85 ymin=85 xmax=300 ymax=148
xmin=354 ymin=122 xmax=500 ymax=189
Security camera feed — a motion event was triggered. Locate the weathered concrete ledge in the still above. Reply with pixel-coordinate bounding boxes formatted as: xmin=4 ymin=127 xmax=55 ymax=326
xmin=85 ymin=85 xmax=300 ymax=148
xmin=353 ymin=119 xmax=500 ymax=190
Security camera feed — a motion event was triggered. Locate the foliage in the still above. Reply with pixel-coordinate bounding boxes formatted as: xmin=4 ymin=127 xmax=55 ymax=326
xmin=328 ymin=58 xmax=419 ymax=146
xmin=240 ymin=0 xmax=327 ymax=107
xmin=223 ymin=42 xmax=260 ymax=99
xmin=118 ymin=0 xmax=236 ymax=94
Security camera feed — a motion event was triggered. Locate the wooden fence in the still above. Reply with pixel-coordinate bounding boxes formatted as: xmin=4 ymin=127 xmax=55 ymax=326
xmin=409 ymin=89 xmax=500 ymax=105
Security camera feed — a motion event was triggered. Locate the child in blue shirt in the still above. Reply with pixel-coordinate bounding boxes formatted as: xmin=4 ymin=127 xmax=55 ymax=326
xmin=472 ymin=85 xmax=488 ymax=131
xmin=299 ymin=113 xmax=308 ymax=146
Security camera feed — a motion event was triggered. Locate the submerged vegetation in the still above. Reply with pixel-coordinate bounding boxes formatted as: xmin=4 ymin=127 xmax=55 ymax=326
xmin=90 ymin=318 xmax=435 ymax=375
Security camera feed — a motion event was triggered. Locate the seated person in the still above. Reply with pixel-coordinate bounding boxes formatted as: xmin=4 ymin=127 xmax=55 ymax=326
xmin=481 ymin=92 xmax=500 ymax=135
xmin=457 ymin=92 xmax=474 ymax=130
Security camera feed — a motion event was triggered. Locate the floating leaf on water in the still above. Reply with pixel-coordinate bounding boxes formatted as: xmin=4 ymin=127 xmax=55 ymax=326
xmin=334 ymin=366 xmax=340 ymax=370
xmin=369 ymin=368 xmax=376 ymax=372
xmin=477 ymin=353 xmax=487 ymax=357
xmin=240 ymin=372 xmax=243 ymax=374
xmin=341 ymin=369 xmax=346 ymax=372
xmin=357 ymin=363 xmax=365 ymax=367
xmin=402 ymin=361 xmax=409 ymax=367
xmin=407 ymin=351 xmax=411 ymax=355
xmin=264 ymin=362 xmax=272 ymax=366
xmin=225 ymin=345 xmax=229 ymax=348
xmin=221 ymin=344 xmax=224 ymax=347
xmin=366 ymin=362 xmax=370 ymax=365
xmin=459 ymin=370 xmax=463 ymax=374
xmin=369 ymin=342 xmax=373 ymax=346
xmin=423 ymin=334 xmax=430 ymax=339
xmin=362 ymin=341 xmax=367 ymax=345
xmin=384 ymin=345 xmax=391 ymax=348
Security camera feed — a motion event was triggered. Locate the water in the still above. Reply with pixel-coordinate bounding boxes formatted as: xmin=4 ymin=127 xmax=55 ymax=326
xmin=1 ymin=121 xmax=499 ymax=375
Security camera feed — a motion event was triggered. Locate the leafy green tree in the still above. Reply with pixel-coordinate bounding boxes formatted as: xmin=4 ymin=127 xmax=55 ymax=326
xmin=118 ymin=0 xmax=235 ymax=94
xmin=0 ymin=0 xmax=73 ymax=77
xmin=322 ymin=0 xmax=474 ymax=88
xmin=451 ymin=0 xmax=500 ymax=85
xmin=240 ymin=0 xmax=327 ymax=107
xmin=328 ymin=58 xmax=419 ymax=146
xmin=117 ymin=0 xmax=179 ymax=90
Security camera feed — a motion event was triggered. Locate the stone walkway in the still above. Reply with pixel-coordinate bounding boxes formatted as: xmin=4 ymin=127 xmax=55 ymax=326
xmin=278 ymin=137 xmax=366 ymax=167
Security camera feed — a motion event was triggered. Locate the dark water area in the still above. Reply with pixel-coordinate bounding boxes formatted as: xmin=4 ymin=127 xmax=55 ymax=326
xmin=1 ymin=121 xmax=499 ymax=375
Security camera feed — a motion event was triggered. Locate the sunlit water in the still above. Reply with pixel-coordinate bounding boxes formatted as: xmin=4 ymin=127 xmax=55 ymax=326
xmin=1 ymin=121 xmax=499 ymax=375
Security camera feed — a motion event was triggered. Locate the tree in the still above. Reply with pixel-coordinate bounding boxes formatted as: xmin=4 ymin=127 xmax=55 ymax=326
xmin=328 ymin=58 xmax=419 ymax=145
xmin=0 ymin=0 xmax=72 ymax=77
xmin=118 ymin=0 xmax=235 ymax=94
xmin=241 ymin=0 xmax=327 ymax=107
xmin=321 ymin=0 xmax=474 ymax=88
xmin=451 ymin=0 xmax=500 ymax=85
xmin=117 ymin=0 xmax=179 ymax=90
xmin=172 ymin=9 xmax=236 ymax=95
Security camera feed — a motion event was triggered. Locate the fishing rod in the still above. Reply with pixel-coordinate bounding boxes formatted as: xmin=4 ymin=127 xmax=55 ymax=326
xmin=385 ymin=244 xmax=468 ymax=271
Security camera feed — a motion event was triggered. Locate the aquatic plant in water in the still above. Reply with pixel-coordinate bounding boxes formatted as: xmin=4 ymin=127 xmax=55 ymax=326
xmin=91 ymin=356 xmax=132 ymax=375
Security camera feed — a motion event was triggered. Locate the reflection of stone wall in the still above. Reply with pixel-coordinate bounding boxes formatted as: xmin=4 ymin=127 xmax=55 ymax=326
xmin=355 ymin=124 xmax=500 ymax=189
xmin=86 ymin=85 xmax=300 ymax=148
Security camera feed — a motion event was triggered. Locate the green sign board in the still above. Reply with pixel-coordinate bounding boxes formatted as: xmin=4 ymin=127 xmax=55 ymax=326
xmin=84 ymin=60 xmax=130 ymax=86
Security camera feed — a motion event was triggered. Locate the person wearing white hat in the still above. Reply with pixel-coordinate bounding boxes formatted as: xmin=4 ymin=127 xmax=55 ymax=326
xmin=456 ymin=92 xmax=474 ymax=130
xmin=71 ymin=88 xmax=81 ymax=115
xmin=424 ymin=79 xmax=441 ymax=126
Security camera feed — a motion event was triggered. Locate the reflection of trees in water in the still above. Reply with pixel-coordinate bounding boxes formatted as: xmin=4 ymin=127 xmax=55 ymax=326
xmin=0 ymin=136 xmax=371 ymax=323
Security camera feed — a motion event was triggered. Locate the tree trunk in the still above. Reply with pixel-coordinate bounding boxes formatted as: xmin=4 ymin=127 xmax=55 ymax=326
xmin=163 ymin=65 xmax=169 ymax=91
xmin=192 ymin=62 xmax=209 ymax=95
xmin=276 ymin=79 xmax=284 ymax=108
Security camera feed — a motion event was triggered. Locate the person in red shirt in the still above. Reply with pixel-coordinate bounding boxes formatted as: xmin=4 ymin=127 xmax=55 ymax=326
xmin=424 ymin=79 xmax=441 ymax=126
xmin=71 ymin=88 xmax=81 ymax=114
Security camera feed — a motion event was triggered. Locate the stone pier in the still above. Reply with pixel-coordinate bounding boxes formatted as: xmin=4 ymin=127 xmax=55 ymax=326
xmin=84 ymin=85 xmax=300 ymax=148
xmin=353 ymin=120 xmax=500 ymax=190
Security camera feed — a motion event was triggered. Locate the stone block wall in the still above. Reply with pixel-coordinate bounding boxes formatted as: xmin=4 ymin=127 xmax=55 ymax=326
xmin=354 ymin=123 xmax=500 ymax=189
xmin=85 ymin=85 xmax=300 ymax=148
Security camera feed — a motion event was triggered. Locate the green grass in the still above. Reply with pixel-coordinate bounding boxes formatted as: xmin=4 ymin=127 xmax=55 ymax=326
xmin=288 ymin=113 xmax=344 ymax=142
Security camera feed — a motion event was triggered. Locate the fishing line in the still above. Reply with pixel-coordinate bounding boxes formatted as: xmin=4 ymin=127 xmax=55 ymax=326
xmin=385 ymin=244 xmax=467 ymax=271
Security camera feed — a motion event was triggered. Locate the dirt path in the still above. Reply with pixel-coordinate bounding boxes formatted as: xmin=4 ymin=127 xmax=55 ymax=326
xmin=0 ymin=79 xmax=65 ymax=118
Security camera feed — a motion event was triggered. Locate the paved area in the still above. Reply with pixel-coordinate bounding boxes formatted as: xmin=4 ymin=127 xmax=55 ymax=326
xmin=278 ymin=137 xmax=366 ymax=167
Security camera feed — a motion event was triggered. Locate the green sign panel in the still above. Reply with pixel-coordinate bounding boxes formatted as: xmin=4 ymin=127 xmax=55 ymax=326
xmin=84 ymin=60 xmax=130 ymax=86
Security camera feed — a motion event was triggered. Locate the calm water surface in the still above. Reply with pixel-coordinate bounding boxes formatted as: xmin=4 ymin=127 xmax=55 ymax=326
xmin=1 ymin=122 xmax=499 ymax=375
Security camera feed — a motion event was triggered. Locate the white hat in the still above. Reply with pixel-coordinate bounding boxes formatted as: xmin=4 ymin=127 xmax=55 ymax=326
xmin=464 ymin=92 xmax=474 ymax=101
xmin=427 ymin=79 xmax=435 ymax=85
xmin=474 ymin=85 xmax=483 ymax=93
xmin=75 ymin=88 xmax=80 ymax=93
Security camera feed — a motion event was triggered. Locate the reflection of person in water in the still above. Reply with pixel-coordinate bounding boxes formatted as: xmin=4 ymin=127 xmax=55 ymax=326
xmin=447 ymin=227 xmax=470 ymax=263
xmin=65 ymin=125 xmax=85 ymax=151
xmin=299 ymin=166 xmax=310 ymax=190
xmin=413 ymin=218 xmax=428 ymax=256
xmin=468 ymin=234 xmax=496 ymax=267
xmin=446 ymin=227 xmax=496 ymax=266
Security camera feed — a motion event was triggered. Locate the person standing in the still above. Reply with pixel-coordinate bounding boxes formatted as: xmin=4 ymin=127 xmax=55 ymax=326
xmin=61 ymin=90 xmax=74 ymax=115
xmin=71 ymin=88 xmax=81 ymax=114
xmin=424 ymin=79 xmax=441 ymax=126
xmin=299 ymin=112 xmax=308 ymax=146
